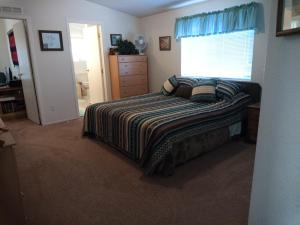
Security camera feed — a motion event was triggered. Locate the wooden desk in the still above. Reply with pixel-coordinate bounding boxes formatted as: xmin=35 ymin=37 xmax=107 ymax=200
xmin=0 ymin=86 xmax=22 ymax=94
xmin=0 ymin=85 xmax=26 ymax=121
xmin=0 ymin=119 xmax=25 ymax=225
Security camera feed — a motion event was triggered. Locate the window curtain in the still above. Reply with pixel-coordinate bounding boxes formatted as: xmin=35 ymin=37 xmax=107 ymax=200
xmin=175 ymin=2 xmax=259 ymax=40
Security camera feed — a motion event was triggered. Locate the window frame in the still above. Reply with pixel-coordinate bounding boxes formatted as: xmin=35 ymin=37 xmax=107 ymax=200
xmin=180 ymin=30 xmax=255 ymax=81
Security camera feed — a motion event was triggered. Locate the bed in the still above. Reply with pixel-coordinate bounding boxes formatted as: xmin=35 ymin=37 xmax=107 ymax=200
xmin=83 ymin=79 xmax=261 ymax=175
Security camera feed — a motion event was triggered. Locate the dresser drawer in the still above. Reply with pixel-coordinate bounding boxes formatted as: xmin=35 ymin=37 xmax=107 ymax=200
xmin=119 ymin=62 xmax=147 ymax=76
xmin=118 ymin=55 xmax=147 ymax=63
xmin=120 ymin=75 xmax=147 ymax=87
xmin=120 ymin=85 xmax=148 ymax=98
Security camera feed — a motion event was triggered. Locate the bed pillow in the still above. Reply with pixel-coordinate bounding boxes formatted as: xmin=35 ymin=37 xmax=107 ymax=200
xmin=176 ymin=77 xmax=198 ymax=87
xmin=161 ymin=75 xmax=179 ymax=95
xmin=216 ymin=80 xmax=241 ymax=100
xmin=175 ymin=84 xmax=193 ymax=99
xmin=190 ymin=80 xmax=217 ymax=102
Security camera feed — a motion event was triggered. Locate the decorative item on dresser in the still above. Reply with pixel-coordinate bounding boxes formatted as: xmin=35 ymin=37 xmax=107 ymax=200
xmin=134 ymin=36 xmax=147 ymax=55
xmin=109 ymin=55 xmax=148 ymax=100
xmin=246 ymin=102 xmax=261 ymax=143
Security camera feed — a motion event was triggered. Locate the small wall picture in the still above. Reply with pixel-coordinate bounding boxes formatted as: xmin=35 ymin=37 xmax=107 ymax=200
xmin=39 ymin=30 xmax=63 ymax=51
xmin=159 ymin=36 xmax=171 ymax=51
xmin=110 ymin=34 xmax=122 ymax=46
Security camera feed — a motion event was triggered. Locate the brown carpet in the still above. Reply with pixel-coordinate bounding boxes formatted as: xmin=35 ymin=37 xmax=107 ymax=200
xmin=6 ymin=119 xmax=255 ymax=225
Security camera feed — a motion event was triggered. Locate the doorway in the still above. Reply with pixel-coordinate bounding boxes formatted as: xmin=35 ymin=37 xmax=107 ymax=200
xmin=0 ymin=18 xmax=40 ymax=124
xmin=69 ymin=23 xmax=105 ymax=117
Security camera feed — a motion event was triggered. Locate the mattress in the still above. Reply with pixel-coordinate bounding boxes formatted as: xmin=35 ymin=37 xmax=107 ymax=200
xmin=83 ymin=92 xmax=251 ymax=175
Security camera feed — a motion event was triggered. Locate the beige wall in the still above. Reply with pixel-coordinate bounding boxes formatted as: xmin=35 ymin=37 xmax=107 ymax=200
xmin=0 ymin=0 xmax=271 ymax=124
xmin=140 ymin=0 xmax=271 ymax=92
xmin=249 ymin=0 xmax=300 ymax=224
xmin=0 ymin=0 xmax=140 ymax=125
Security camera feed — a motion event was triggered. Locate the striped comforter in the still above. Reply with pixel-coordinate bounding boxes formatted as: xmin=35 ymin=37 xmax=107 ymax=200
xmin=83 ymin=92 xmax=251 ymax=174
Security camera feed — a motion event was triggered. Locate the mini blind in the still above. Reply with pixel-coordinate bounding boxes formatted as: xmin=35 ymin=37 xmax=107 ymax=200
xmin=181 ymin=30 xmax=255 ymax=80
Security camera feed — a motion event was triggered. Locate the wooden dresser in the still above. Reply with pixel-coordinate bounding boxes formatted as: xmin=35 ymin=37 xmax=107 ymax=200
xmin=109 ymin=55 xmax=148 ymax=100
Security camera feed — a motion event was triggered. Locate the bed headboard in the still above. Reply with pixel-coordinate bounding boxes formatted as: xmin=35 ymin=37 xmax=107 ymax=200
xmin=236 ymin=81 xmax=262 ymax=103
xmin=176 ymin=76 xmax=262 ymax=103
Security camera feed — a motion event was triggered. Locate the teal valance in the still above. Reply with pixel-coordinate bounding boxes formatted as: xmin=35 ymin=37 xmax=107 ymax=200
xmin=175 ymin=2 xmax=259 ymax=39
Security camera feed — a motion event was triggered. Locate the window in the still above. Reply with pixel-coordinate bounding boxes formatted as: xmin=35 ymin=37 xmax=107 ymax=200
xmin=70 ymin=38 xmax=88 ymax=62
xmin=181 ymin=30 xmax=255 ymax=80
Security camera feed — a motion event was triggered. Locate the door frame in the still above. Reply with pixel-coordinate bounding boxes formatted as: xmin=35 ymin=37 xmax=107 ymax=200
xmin=0 ymin=15 xmax=42 ymax=124
xmin=66 ymin=19 xmax=107 ymax=117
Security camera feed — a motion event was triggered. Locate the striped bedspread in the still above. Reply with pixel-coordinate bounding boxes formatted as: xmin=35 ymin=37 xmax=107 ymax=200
xmin=83 ymin=92 xmax=251 ymax=174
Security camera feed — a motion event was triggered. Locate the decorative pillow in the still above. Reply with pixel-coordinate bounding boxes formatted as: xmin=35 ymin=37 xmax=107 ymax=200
xmin=176 ymin=77 xmax=198 ymax=87
xmin=216 ymin=80 xmax=241 ymax=100
xmin=175 ymin=84 xmax=193 ymax=99
xmin=191 ymin=80 xmax=217 ymax=102
xmin=161 ymin=75 xmax=179 ymax=95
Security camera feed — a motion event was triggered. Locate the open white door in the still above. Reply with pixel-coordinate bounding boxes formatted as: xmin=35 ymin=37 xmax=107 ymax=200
xmin=83 ymin=25 xmax=104 ymax=104
xmin=13 ymin=21 xmax=40 ymax=124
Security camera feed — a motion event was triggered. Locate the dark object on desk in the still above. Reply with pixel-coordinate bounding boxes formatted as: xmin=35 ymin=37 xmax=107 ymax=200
xmin=0 ymin=73 xmax=7 ymax=85
xmin=9 ymin=68 xmax=13 ymax=81
xmin=246 ymin=103 xmax=260 ymax=143
xmin=9 ymin=79 xmax=22 ymax=87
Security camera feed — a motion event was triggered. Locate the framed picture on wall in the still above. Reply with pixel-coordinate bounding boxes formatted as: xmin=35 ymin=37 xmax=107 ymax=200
xmin=277 ymin=0 xmax=300 ymax=36
xmin=159 ymin=36 xmax=171 ymax=51
xmin=110 ymin=34 xmax=122 ymax=46
xmin=39 ymin=30 xmax=64 ymax=51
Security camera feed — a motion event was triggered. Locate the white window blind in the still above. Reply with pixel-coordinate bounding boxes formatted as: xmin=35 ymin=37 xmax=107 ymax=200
xmin=181 ymin=30 xmax=255 ymax=80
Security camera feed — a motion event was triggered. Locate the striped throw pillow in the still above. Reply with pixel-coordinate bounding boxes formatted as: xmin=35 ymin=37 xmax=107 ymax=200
xmin=191 ymin=80 xmax=217 ymax=102
xmin=176 ymin=77 xmax=198 ymax=87
xmin=216 ymin=80 xmax=241 ymax=100
xmin=161 ymin=75 xmax=179 ymax=95
xmin=175 ymin=84 xmax=193 ymax=99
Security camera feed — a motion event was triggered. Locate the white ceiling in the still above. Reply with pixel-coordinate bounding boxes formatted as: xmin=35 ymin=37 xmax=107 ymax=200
xmin=86 ymin=0 xmax=207 ymax=17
